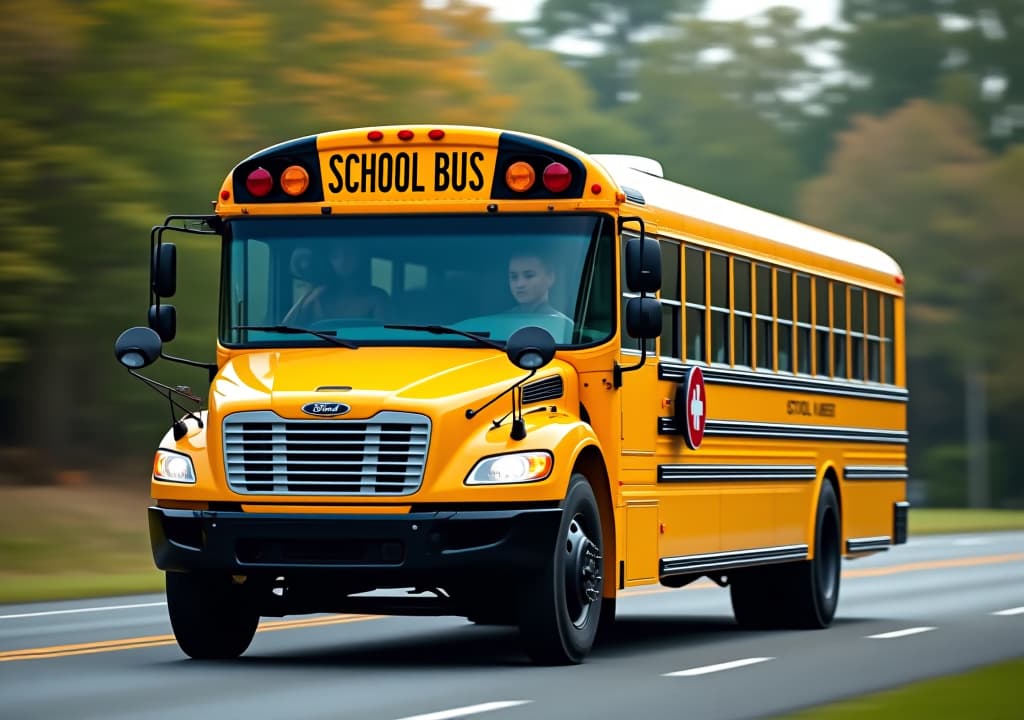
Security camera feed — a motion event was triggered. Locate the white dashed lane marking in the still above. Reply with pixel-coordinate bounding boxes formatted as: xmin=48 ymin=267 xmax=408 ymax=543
xmin=992 ymin=606 xmax=1024 ymax=616
xmin=866 ymin=627 xmax=937 ymax=639
xmin=664 ymin=657 xmax=775 ymax=677
xmin=392 ymin=701 xmax=532 ymax=720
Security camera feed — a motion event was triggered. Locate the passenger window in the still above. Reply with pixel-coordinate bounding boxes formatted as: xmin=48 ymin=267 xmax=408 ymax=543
xmin=685 ymin=247 xmax=706 ymax=362
xmin=660 ymin=241 xmax=681 ymax=358
xmin=796 ymin=274 xmax=811 ymax=374
xmin=777 ymin=269 xmax=793 ymax=372
xmin=815 ymin=277 xmax=830 ymax=376
xmin=867 ymin=291 xmax=881 ymax=381
xmin=710 ymin=253 xmax=729 ymax=364
xmin=755 ymin=264 xmax=773 ymax=370
xmin=850 ymin=287 xmax=865 ymax=380
xmin=734 ymin=259 xmax=752 ymax=367
xmin=833 ymin=283 xmax=847 ymax=379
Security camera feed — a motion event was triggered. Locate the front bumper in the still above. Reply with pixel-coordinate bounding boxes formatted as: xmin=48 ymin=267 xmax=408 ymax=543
xmin=149 ymin=505 xmax=561 ymax=583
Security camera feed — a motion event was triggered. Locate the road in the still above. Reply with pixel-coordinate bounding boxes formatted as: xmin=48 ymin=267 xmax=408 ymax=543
xmin=2 ymin=532 xmax=1022 ymax=720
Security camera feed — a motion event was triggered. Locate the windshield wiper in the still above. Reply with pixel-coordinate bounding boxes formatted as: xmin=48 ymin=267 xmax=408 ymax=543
xmin=384 ymin=324 xmax=503 ymax=350
xmin=232 ymin=325 xmax=359 ymax=349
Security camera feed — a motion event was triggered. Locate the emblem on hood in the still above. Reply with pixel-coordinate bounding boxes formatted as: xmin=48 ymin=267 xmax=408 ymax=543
xmin=301 ymin=402 xmax=351 ymax=417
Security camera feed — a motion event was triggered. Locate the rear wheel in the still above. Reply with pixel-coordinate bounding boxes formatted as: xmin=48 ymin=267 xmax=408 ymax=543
xmin=166 ymin=571 xmax=260 ymax=659
xmin=517 ymin=473 xmax=604 ymax=664
xmin=730 ymin=482 xmax=841 ymax=629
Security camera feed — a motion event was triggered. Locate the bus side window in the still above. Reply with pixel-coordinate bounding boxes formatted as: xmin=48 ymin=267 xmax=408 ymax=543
xmin=685 ymin=247 xmax=706 ymax=363
xmin=867 ymin=290 xmax=881 ymax=381
xmin=777 ymin=269 xmax=793 ymax=372
xmin=797 ymin=274 xmax=811 ymax=374
xmin=734 ymin=258 xmax=752 ymax=367
xmin=883 ymin=294 xmax=895 ymax=384
xmin=660 ymin=240 xmax=681 ymax=358
xmin=850 ymin=286 xmax=865 ymax=380
xmin=815 ymin=277 xmax=830 ymax=376
xmin=755 ymin=264 xmax=773 ymax=370
xmin=833 ymin=283 xmax=847 ymax=379
xmin=710 ymin=252 xmax=729 ymax=364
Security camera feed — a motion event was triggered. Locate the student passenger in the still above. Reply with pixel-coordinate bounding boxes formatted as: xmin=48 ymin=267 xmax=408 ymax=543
xmin=507 ymin=252 xmax=570 ymax=320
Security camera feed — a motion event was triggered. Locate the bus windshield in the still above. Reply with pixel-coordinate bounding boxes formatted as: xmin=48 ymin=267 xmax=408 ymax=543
xmin=221 ymin=214 xmax=616 ymax=348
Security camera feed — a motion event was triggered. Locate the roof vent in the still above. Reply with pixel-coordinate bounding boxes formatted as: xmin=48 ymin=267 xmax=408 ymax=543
xmin=592 ymin=154 xmax=664 ymax=178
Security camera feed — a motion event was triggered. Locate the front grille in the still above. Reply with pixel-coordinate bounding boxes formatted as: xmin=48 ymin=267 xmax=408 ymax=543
xmin=223 ymin=411 xmax=430 ymax=496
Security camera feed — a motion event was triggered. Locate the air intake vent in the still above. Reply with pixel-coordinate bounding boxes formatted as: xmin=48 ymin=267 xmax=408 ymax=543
xmin=223 ymin=410 xmax=429 ymax=496
xmin=522 ymin=375 xmax=563 ymax=404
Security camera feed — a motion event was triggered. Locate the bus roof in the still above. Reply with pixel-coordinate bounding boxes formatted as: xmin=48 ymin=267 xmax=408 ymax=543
xmin=592 ymin=154 xmax=904 ymax=279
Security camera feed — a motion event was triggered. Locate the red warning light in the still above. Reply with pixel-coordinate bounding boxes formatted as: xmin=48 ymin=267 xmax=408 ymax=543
xmin=428 ymin=129 xmax=445 ymax=140
xmin=367 ymin=130 xmax=384 ymax=142
xmin=246 ymin=168 xmax=273 ymax=198
xmin=542 ymin=162 xmax=572 ymax=193
xmin=397 ymin=129 xmax=415 ymax=141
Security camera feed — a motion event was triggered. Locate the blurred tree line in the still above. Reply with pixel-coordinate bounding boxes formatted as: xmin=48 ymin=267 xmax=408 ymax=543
xmin=0 ymin=0 xmax=1021 ymax=507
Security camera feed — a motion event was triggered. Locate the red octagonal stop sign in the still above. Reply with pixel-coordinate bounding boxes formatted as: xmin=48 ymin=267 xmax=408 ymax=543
xmin=683 ymin=366 xmax=706 ymax=450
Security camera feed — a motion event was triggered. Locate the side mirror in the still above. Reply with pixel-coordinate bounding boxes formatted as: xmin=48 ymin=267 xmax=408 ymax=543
xmin=114 ymin=326 xmax=163 ymax=369
xmin=626 ymin=297 xmax=661 ymax=339
xmin=152 ymin=242 xmax=177 ymax=298
xmin=148 ymin=304 xmax=177 ymax=342
xmin=625 ymin=237 xmax=661 ymax=293
xmin=506 ymin=326 xmax=556 ymax=370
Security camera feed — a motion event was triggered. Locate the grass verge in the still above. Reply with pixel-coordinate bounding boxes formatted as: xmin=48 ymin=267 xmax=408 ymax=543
xmin=909 ymin=508 xmax=1024 ymax=535
xmin=776 ymin=658 xmax=1024 ymax=719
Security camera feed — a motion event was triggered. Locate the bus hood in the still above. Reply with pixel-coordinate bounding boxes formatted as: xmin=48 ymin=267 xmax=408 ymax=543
xmin=211 ymin=346 xmax=567 ymax=421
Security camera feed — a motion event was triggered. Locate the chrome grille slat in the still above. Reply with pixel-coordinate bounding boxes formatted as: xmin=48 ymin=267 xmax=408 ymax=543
xmin=223 ymin=410 xmax=430 ymax=496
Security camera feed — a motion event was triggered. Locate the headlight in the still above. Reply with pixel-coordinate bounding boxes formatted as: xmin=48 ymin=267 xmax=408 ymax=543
xmin=153 ymin=450 xmax=197 ymax=484
xmin=466 ymin=451 xmax=553 ymax=485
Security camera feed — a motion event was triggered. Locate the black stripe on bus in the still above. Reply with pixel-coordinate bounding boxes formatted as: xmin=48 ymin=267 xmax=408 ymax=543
xmin=660 ymin=544 xmax=809 ymax=576
xmin=658 ymin=417 xmax=908 ymax=444
xmin=843 ymin=465 xmax=909 ymax=481
xmin=846 ymin=536 xmax=892 ymax=553
xmin=658 ymin=464 xmax=817 ymax=483
xmin=657 ymin=362 xmax=908 ymax=403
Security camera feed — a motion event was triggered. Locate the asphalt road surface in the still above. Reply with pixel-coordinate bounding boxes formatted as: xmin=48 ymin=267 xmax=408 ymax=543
xmin=2 ymin=531 xmax=1022 ymax=720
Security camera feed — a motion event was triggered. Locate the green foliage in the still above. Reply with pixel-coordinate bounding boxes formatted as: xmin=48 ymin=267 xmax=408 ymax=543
xmin=779 ymin=658 xmax=1024 ymax=720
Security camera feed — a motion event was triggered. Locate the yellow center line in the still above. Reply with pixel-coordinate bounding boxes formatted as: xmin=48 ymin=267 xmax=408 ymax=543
xmin=0 ymin=613 xmax=376 ymax=663
xmin=5 ymin=552 xmax=1022 ymax=663
xmin=841 ymin=552 xmax=1024 ymax=578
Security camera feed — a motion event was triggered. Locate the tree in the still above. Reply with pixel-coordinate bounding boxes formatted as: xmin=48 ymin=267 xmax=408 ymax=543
xmin=524 ymin=0 xmax=707 ymax=107
xmin=614 ymin=12 xmax=810 ymax=214
xmin=828 ymin=1 xmax=1024 ymax=151
xmin=481 ymin=39 xmax=648 ymax=153
xmin=0 ymin=0 xmax=511 ymax=479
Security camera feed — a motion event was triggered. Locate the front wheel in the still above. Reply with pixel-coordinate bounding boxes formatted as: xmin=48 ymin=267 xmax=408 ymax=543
xmin=166 ymin=572 xmax=260 ymax=659
xmin=517 ymin=473 xmax=604 ymax=664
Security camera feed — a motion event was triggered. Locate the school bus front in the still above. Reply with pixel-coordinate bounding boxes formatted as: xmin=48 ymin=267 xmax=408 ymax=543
xmin=120 ymin=126 xmax=647 ymax=665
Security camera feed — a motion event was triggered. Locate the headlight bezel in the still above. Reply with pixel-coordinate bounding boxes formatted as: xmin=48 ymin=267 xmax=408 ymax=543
xmin=153 ymin=449 xmax=197 ymax=484
xmin=465 ymin=451 xmax=554 ymax=486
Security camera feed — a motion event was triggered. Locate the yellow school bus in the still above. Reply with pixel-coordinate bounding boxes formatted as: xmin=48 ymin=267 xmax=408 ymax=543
xmin=114 ymin=125 xmax=908 ymax=665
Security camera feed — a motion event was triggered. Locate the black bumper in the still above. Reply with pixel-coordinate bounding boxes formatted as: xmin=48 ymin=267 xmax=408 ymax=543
xmin=149 ymin=505 xmax=562 ymax=582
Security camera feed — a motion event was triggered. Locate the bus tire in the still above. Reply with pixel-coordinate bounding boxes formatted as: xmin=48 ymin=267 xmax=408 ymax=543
xmin=166 ymin=571 xmax=259 ymax=659
xmin=731 ymin=482 xmax=841 ymax=629
xmin=786 ymin=481 xmax=841 ymax=628
xmin=517 ymin=473 xmax=604 ymax=665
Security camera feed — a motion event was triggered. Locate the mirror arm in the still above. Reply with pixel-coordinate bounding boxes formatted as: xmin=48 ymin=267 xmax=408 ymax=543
xmin=159 ymin=352 xmax=218 ymax=382
xmin=613 ymin=343 xmax=648 ymax=389
xmin=466 ymin=368 xmax=537 ymax=420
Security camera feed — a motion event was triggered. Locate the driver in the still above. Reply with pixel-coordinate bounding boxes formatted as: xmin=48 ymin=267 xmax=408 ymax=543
xmin=283 ymin=243 xmax=389 ymax=325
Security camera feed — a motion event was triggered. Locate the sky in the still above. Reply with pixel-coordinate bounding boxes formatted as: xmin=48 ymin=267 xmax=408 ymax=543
xmin=471 ymin=0 xmax=840 ymax=27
